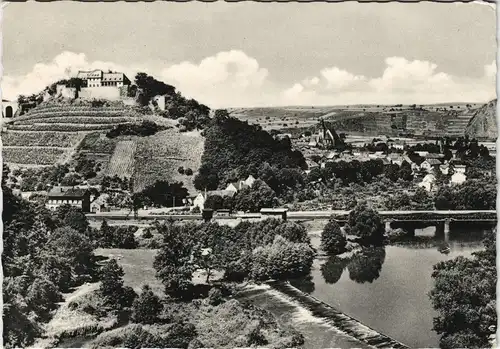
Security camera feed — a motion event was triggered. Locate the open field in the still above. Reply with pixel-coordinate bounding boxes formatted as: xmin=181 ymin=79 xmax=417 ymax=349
xmin=133 ymin=129 xmax=204 ymax=194
xmin=107 ymin=140 xmax=137 ymax=178
xmin=95 ymin=248 xmax=162 ymax=294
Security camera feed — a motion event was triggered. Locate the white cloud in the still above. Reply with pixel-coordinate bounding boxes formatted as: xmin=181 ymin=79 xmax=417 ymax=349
xmin=1 ymin=51 xmax=149 ymax=101
xmin=281 ymin=57 xmax=496 ymax=106
xmin=160 ymin=50 xmax=269 ymax=108
xmin=2 ymin=51 xmax=496 ymax=107
xmin=320 ymin=67 xmax=366 ymax=90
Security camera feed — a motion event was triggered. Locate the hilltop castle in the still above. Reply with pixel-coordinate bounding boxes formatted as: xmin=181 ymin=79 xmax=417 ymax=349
xmin=76 ymin=70 xmax=131 ymax=88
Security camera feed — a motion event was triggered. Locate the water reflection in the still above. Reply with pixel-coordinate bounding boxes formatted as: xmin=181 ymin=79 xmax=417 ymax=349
xmin=320 ymin=256 xmax=348 ymax=284
xmin=320 ymin=247 xmax=386 ymax=284
xmin=347 ymin=247 xmax=386 ymax=284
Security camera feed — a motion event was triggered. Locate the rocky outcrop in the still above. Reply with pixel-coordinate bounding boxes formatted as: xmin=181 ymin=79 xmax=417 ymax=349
xmin=464 ymin=99 xmax=497 ymax=139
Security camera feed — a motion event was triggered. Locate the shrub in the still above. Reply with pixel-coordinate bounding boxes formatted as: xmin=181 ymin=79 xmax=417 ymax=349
xmin=178 ymin=166 xmax=185 ymax=174
xmin=185 ymin=168 xmax=193 ymax=176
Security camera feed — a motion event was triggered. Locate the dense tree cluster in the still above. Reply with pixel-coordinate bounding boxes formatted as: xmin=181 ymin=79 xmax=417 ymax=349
xmin=95 ymin=220 xmax=138 ymax=249
xmin=2 ymin=165 xmax=98 ymax=348
xmin=14 ymin=164 xmax=70 ymax=192
xmin=133 ymin=73 xmax=211 ymax=131
xmin=348 ymin=202 xmax=384 ymax=243
xmin=385 ymin=187 xmax=434 ymax=210
xmin=429 ymin=229 xmax=496 ymax=348
xmin=106 ymin=120 xmax=166 ymax=138
xmin=434 ymin=179 xmax=496 ymax=210
xmin=232 ymin=179 xmax=278 ymax=212
xmin=153 ymin=219 xmax=314 ymax=296
xmin=194 ymin=111 xmax=306 ymax=191
xmin=134 ymin=73 xmax=176 ymax=105
xmin=132 ymin=180 xmax=188 ymax=209
xmin=308 ymin=159 xmax=413 ymax=186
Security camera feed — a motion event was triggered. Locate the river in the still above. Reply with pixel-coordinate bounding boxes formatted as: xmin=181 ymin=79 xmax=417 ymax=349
xmin=300 ymin=228 xmax=486 ymax=348
xmin=238 ymin=227 xmax=487 ymax=348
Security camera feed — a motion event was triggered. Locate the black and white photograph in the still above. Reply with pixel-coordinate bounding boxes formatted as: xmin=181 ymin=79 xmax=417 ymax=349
xmin=1 ymin=1 xmax=497 ymax=348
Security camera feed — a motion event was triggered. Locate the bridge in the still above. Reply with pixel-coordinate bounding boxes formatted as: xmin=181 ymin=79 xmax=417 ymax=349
xmin=87 ymin=209 xmax=496 ymax=223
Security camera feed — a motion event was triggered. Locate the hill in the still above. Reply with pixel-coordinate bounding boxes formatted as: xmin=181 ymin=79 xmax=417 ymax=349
xmin=464 ymin=99 xmax=497 ymax=140
xmin=231 ymin=104 xmax=480 ymax=137
xmin=2 ymin=75 xmax=208 ymax=195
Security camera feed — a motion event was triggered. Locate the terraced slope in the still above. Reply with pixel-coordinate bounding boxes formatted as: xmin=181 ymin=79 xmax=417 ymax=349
xmin=2 ymin=103 xmax=141 ymax=166
xmin=465 ymin=99 xmax=497 ymax=140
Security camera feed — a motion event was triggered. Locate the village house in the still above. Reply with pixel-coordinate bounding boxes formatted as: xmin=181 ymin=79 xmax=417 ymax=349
xmin=305 ymin=160 xmax=320 ymax=174
xmin=451 ymin=165 xmax=467 ymax=185
xmin=439 ymin=164 xmax=449 ymax=175
xmin=192 ymin=190 xmax=236 ymax=211
xmin=77 ymin=70 xmax=131 ymax=87
xmin=90 ymin=194 xmax=110 ymax=213
xmin=225 ymin=175 xmax=256 ymax=193
xmin=46 ymin=186 xmax=91 ymax=212
xmin=418 ymin=173 xmax=437 ymax=192
xmin=420 ymin=159 xmax=442 ymax=173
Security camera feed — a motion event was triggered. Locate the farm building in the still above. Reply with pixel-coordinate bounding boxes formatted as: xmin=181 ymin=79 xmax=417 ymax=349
xmin=46 ymin=186 xmax=91 ymax=212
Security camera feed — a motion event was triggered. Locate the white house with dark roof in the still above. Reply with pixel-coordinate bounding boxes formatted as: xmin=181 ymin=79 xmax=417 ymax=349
xmin=77 ymin=70 xmax=131 ymax=88
xmin=193 ymin=190 xmax=236 ymax=210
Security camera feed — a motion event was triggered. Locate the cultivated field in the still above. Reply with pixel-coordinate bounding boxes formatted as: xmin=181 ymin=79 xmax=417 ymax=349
xmin=2 ymin=147 xmax=66 ymax=165
xmin=1 ymin=131 xmax=84 ymax=147
xmin=107 ymin=140 xmax=137 ymax=178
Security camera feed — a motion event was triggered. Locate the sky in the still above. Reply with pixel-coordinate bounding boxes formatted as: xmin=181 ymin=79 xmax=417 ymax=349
xmin=1 ymin=1 xmax=497 ymax=108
